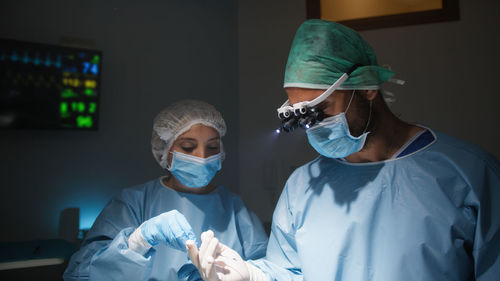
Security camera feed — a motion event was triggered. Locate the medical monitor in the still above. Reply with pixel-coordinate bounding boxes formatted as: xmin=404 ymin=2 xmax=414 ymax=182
xmin=0 ymin=38 xmax=102 ymax=130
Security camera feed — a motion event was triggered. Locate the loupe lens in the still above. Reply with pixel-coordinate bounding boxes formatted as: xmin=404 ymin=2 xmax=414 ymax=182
xmin=282 ymin=117 xmax=299 ymax=132
xmin=299 ymin=116 xmax=316 ymax=129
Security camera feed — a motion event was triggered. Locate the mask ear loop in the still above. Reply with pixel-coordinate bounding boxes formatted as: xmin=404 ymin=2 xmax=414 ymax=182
xmin=363 ymin=100 xmax=373 ymax=134
xmin=344 ymin=90 xmax=356 ymax=114
xmin=344 ymin=90 xmax=372 ymax=134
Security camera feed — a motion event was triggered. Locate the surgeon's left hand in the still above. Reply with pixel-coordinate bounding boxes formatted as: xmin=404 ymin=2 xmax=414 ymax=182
xmin=128 ymin=209 xmax=197 ymax=255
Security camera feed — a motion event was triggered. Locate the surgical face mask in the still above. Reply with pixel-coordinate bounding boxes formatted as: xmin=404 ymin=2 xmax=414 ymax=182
xmin=305 ymin=91 xmax=371 ymax=158
xmin=306 ymin=113 xmax=369 ymax=158
xmin=168 ymin=151 xmax=222 ymax=188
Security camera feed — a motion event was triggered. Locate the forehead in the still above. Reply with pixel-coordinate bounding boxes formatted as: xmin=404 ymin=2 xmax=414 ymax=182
xmin=176 ymin=123 xmax=220 ymax=141
xmin=285 ymin=87 xmax=355 ymax=106
xmin=285 ymin=87 xmax=325 ymax=105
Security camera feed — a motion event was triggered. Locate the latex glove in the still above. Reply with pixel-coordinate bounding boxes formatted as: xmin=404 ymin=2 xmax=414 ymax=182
xmin=186 ymin=230 xmax=266 ymax=281
xmin=128 ymin=209 xmax=197 ymax=255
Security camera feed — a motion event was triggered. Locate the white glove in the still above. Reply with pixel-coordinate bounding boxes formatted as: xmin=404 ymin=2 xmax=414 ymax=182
xmin=186 ymin=230 xmax=266 ymax=281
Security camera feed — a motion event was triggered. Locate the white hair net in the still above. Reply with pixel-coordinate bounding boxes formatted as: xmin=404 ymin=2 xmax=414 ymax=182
xmin=152 ymin=99 xmax=227 ymax=169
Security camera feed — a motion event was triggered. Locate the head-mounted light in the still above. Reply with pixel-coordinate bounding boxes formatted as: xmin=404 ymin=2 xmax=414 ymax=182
xmin=276 ymin=65 xmax=359 ymax=133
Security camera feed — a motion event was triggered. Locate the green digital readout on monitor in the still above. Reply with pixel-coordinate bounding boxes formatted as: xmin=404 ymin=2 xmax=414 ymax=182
xmin=0 ymin=38 xmax=102 ymax=130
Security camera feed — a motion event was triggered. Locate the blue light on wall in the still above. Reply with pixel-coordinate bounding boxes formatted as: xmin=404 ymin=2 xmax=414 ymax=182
xmin=62 ymin=194 xmax=110 ymax=231
xmin=79 ymin=201 xmax=106 ymax=230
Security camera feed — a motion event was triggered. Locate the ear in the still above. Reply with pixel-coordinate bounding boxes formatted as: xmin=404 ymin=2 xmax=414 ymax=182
xmin=166 ymin=146 xmax=175 ymax=168
xmin=365 ymin=90 xmax=378 ymax=101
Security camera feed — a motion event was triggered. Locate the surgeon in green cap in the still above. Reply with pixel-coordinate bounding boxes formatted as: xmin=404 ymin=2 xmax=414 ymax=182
xmin=184 ymin=19 xmax=500 ymax=281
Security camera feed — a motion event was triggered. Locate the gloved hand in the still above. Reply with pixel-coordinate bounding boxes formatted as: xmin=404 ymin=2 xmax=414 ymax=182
xmin=128 ymin=209 xmax=197 ymax=255
xmin=186 ymin=230 xmax=266 ymax=281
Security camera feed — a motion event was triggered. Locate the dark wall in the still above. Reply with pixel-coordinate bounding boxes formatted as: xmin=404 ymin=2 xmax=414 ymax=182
xmin=362 ymin=0 xmax=500 ymax=155
xmin=237 ymin=0 xmax=314 ymax=224
xmin=0 ymin=0 xmax=238 ymax=241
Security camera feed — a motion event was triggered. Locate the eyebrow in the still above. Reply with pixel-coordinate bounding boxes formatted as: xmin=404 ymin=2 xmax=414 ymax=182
xmin=177 ymin=137 xmax=220 ymax=142
xmin=178 ymin=137 xmax=197 ymax=141
xmin=317 ymin=100 xmax=328 ymax=108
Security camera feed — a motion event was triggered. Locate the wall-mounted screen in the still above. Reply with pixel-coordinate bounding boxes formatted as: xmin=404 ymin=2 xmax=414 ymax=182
xmin=0 ymin=38 xmax=102 ymax=130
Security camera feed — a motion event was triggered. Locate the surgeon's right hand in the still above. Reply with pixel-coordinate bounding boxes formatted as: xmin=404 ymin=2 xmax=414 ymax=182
xmin=186 ymin=230 xmax=266 ymax=281
xmin=128 ymin=209 xmax=197 ymax=255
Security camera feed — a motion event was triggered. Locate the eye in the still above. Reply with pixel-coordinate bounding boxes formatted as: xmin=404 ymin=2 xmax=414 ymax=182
xmin=206 ymin=141 xmax=220 ymax=151
xmin=316 ymin=102 xmax=333 ymax=118
xmin=179 ymin=141 xmax=196 ymax=152
xmin=181 ymin=146 xmax=195 ymax=153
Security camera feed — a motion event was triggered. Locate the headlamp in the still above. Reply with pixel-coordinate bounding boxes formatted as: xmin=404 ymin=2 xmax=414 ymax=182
xmin=276 ymin=64 xmax=360 ymax=133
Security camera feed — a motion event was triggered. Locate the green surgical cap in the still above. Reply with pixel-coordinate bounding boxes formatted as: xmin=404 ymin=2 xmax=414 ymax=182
xmin=284 ymin=19 xmax=394 ymax=90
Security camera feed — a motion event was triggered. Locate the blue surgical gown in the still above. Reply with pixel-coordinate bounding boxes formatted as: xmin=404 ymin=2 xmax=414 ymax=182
xmin=251 ymin=130 xmax=500 ymax=281
xmin=63 ymin=178 xmax=268 ymax=281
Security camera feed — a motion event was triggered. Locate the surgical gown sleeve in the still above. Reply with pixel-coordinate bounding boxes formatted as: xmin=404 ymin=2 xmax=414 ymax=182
xmin=232 ymin=195 xmax=268 ymax=260
xmin=63 ymin=189 xmax=152 ymax=281
xmin=469 ymin=150 xmax=500 ymax=280
xmin=249 ymin=180 xmax=303 ymax=281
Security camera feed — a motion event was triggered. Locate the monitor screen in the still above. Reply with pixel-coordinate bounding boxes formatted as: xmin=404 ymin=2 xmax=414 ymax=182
xmin=0 ymin=38 xmax=102 ymax=130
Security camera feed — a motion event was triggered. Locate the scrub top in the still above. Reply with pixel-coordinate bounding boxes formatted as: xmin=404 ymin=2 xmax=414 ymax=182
xmin=251 ymin=129 xmax=500 ymax=281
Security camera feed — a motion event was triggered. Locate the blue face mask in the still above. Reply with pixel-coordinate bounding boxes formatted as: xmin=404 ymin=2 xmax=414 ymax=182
xmin=168 ymin=151 xmax=222 ymax=188
xmin=305 ymin=91 xmax=371 ymax=159
xmin=306 ymin=112 xmax=369 ymax=158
